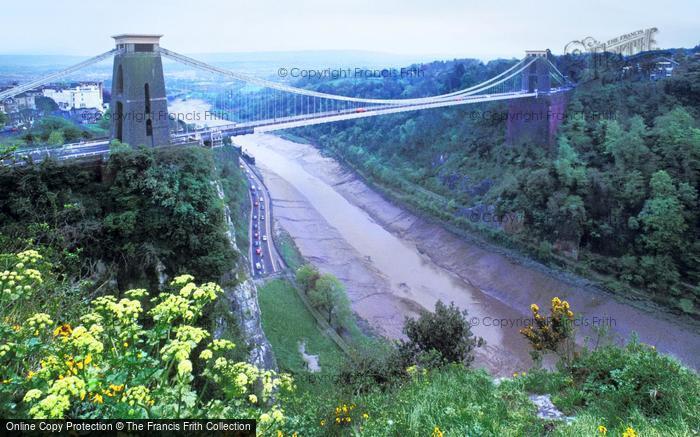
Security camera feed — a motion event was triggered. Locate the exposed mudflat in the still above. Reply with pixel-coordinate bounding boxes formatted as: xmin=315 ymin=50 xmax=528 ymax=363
xmin=236 ymin=133 xmax=700 ymax=376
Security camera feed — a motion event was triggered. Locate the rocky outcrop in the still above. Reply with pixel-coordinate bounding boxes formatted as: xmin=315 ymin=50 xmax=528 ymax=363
xmin=218 ymin=278 xmax=278 ymax=370
xmin=213 ymin=179 xmax=278 ymax=371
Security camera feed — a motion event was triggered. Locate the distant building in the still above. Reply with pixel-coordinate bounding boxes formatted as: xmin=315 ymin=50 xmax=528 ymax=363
xmin=42 ymin=82 xmax=104 ymax=111
xmin=650 ymin=57 xmax=679 ymax=80
xmin=0 ymin=89 xmax=42 ymax=113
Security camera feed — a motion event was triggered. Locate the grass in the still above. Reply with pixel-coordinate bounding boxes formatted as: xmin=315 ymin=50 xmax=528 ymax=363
xmin=258 ymin=278 xmax=345 ymax=375
xmin=283 ymin=335 xmax=700 ymax=436
xmin=276 ymin=229 xmax=305 ymax=271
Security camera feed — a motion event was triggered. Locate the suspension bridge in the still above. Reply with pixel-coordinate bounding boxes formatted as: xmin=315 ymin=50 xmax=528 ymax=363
xmin=1 ymin=34 xmax=572 ymax=161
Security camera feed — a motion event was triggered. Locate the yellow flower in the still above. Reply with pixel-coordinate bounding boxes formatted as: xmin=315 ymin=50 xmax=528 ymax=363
xmin=92 ymin=393 xmax=104 ymax=404
xmin=109 ymin=384 xmax=124 ymax=393
xmin=27 ymin=370 xmax=36 ymax=380
xmin=335 ymin=417 xmax=341 ymax=424
xmin=320 ymin=419 xmax=326 ymax=427
xmin=53 ymin=324 xmax=72 ymax=338
xmin=432 ymin=426 xmax=444 ymax=437
xmin=598 ymin=425 xmax=607 ymax=435
xmin=177 ymin=359 xmax=193 ymax=376
xmin=248 ymin=394 xmax=258 ymax=404
xmin=363 ymin=413 xmax=369 ymax=420
xmin=622 ymin=427 xmax=637 ymax=437
xmin=23 ymin=389 xmax=43 ymax=403
xmin=530 ymin=303 xmax=540 ymax=312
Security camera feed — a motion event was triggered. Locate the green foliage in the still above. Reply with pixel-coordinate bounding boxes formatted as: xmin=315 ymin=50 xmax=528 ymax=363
xmin=296 ymin=264 xmax=320 ymax=294
xmin=20 ymin=116 xmax=89 ymax=145
xmin=336 ymin=342 xmax=408 ymax=394
xmin=289 ymin=56 xmax=700 ymax=315
xmin=638 ymin=170 xmax=689 ymax=255
xmin=401 ymin=300 xmax=483 ymax=366
xmin=565 ymin=339 xmax=700 ymax=427
xmin=0 ymin=255 xmax=294 ymax=426
xmin=213 ymin=145 xmax=250 ymax=252
xmin=295 ymin=265 xmax=351 ymax=329
xmin=308 ymin=274 xmax=350 ymax=326
xmin=0 ymin=145 xmax=236 ymax=287
xmin=0 ymin=143 xmax=17 ymax=161
xmin=520 ymin=297 xmax=576 ymax=366
xmin=258 ymin=279 xmax=344 ymax=375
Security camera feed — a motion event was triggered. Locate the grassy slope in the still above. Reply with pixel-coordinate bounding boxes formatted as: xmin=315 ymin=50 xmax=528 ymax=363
xmin=258 ymin=278 xmax=345 ymax=374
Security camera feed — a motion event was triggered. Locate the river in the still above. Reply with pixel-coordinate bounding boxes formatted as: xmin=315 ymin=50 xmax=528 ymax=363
xmin=236 ymin=133 xmax=700 ymax=376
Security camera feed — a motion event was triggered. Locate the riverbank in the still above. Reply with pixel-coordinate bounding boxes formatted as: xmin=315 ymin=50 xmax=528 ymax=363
xmin=236 ymin=133 xmax=700 ymax=376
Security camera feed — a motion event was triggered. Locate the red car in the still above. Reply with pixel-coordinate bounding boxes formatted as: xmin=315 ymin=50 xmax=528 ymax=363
xmin=255 ymin=248 xmax=262 ymax=255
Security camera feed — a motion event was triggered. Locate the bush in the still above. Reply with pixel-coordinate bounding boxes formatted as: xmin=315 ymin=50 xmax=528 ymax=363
xmin=567 ymin=338 xmax=700 ymax=425
xmin=400 ymin=300 xmax=484 ymax=367
xmin=0 ymin=255 xmax=294 ymax=429
xmin=336 ymin=342 xmax=407 ymax=393
xmin=520 ymin=296 xmax=576 ymax=365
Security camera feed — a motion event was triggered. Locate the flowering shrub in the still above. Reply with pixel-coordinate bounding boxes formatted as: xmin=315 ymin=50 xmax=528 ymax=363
xmin=317 ymin=402 xmax=370 ymax=435
xmin=0 ymin=250 xmax=47 ymax=307
xmin=519 ymin=297 xmax=576 ymax=365
xmin=0 ymin=254 xmax=294 ymax=434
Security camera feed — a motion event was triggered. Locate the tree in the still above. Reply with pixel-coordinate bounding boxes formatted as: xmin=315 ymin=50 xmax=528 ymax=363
xmin=652 ymin=107 xmax=700 ymax=185
xmin=47 ymin=130 xmax=65 ymax=146
xmin=308 ymin=273 xmax=349 ymax=326
xmin=0 ymin=143 xmax=16 ymax=161
xmin=638 ymin=170 xmax=687 ymax=255
xmin=296 ymin=264 xmax=320 ymax=293
xmin=34 ymin=96 xmax=58 ymax=113
xmin=0 ymin=110 xmax=7 ymax=129
xmin=400 ymin=300 xmax=483 ymax=366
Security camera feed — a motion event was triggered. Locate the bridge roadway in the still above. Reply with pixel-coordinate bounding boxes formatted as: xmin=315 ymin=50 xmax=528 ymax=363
xmin=7 ymin=87 xmax=570 ymax=164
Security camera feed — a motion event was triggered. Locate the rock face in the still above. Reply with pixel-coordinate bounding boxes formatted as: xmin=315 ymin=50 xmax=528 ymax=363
xmin=528 ymin=394 xmax=574 ymax=423
xmin=213 ymin=180 xmax=278 ymax=371
xmin=222 ymin=278 xmax=278 ymax=371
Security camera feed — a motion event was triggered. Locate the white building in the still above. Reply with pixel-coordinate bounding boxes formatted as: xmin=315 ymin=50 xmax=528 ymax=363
xmin=42 ymin=82 xmax=103 ymax=111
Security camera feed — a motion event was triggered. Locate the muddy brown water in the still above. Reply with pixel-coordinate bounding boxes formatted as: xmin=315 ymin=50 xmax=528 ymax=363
xmin=236 ymin=133 xmax=700 ymax=376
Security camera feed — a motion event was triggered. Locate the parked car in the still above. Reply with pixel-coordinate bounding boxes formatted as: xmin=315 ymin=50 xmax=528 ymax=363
xmin=254 ymin=201 xmax=259 ymax=207
xmin=255 ymin=248 xmax=262 ymax=255
xmin=260 ymin=215 xmax=265 ymax=221
xmin=253 ymin=215 xmax=257 ymax=220
xmin=260 ymin=204 xmax=265 ymax=210
xmin=254 ymin=240 xmax=260 ymax=247
xmin=255 ymin=262 xmax=262 ymax=270
xmin=262 ymin=235 xmax=268 ymax=241
xmin=254 ymin=232 xmax=259 ymax=238
xmin=253 ymin=223 xmax=258 ymax=230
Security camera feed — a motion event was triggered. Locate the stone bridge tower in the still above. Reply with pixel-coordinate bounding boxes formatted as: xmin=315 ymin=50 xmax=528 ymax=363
xmin=507 ymin=50 xmax=570 ymax=147
xmin=110 ymin=34 xmax=170 ymax=147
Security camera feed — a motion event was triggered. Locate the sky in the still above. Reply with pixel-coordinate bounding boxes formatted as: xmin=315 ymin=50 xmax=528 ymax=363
xmin=1 ymin=0 xmax=698 ymax=59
